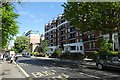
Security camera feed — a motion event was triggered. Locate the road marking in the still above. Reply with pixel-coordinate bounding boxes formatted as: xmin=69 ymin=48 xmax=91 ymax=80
xmin=57 ymin=67 xmax=67 ymax=70
xmin=62 ymin=73 xmax=69 ymax=78
xmin=16 ymin=63 xmax=30 ymax=78
xmin=51 ymin=69 xmax=56 ymax=72
xmin=52 ymin=75 xmax=62 ymax=78
xmin=79 ymin=72 xmax=100 ymax=79
xmin=19 ymin=63 xmax=29 ymax=66
xmin=32 ymin=70 xmax=55 ymax=78
xmin=43 ymin=67 xmax=48 ymax=69
xmin=32 ymin=72 xmax=44 ymax=77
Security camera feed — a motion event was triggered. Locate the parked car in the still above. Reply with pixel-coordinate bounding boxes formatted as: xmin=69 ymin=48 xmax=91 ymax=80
xmin=16 ymin=54 xmax=22 ymax=57
xmin=25 ymin=54 xmax=31 ymax=58
xmin=96 ymin=54 xmax=120 ymax=70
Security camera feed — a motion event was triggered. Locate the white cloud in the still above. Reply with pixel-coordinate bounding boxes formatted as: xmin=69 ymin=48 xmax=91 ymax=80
xmin=18 ymin=11 xmax=36 ymax=18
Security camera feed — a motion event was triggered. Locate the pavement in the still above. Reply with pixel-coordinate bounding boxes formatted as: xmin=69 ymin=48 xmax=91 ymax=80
xmin=0 ymin=60 xmax=28 ymax=80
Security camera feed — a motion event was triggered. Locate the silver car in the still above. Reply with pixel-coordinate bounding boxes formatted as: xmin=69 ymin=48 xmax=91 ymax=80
xmin=96 ymin=54 xmax=120 ymax=70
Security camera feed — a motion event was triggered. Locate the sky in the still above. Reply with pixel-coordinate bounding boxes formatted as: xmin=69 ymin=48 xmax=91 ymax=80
xmin=13 ymin=2 xmax=66 ymax=36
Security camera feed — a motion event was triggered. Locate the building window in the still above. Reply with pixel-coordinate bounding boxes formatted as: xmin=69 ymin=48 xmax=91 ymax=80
xmin=61 ymin=36 xmax=65 ymax=40
xmin=79 ymin=32 xmax=82 ymax=36
xmin=70 ymin=28 xmax=74 ymax=32
xmin=93 ymin=42 xmax=95 ymax=48
xmin=80 ymin=39 xmax=82 ymax=42
xmin=76 ymin=39 xmax=78 ymax=42
xmin=51 ymin=48 xmax=53 ymax=51
xmin=54 ymin=34 xmax=56 ymax=37
xmin=51 ymin=31 xmax=53 ymax=34
xmin=80 ymin=46 xmax=83 ymax=50
xmin=67 ymin=34 xmax=71 ymax=39
xmin=67 ymin=28 xmax=70 ymax=32
xmin=51 ymin=44 xmax=53 ymax=46
xmin=71 ymin=46 xmax=76 ymax=50
xmin=88 ymin=35 xmax=90 ymax=39
xmin=76 ymin=32 xmax=78 ymax=36
xmin=61 ymin=31 xmax=63 ymax=35
xmin=89 ymin=42 xmax=92 ymax=49
xmin=50 ymin=35 xmax=53 ymax=38
xmin=61 ymin=19 xmax=65 ymax=23
xmin=70 ymin=40 xmax=75 ymax=43
xmin=77 ymin=46 xmax=79 ymax=50
xmin=114 ymin=34 xmax=118 ymax=51
xmin=50 ymin=40 xmax=53 ymax=43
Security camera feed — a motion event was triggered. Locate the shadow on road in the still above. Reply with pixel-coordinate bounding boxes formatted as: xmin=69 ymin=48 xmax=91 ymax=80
xmin=87 ymin=66 xmax=120 ymax=74
xmin=17 ymin=58 xmax=79 ymax=69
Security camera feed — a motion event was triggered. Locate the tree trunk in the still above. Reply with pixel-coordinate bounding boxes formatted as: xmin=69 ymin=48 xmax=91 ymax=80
xmin=108 ymin=33 xmax=114 ymax=51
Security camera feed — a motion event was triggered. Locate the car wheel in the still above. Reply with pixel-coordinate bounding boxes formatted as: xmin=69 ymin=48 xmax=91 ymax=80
xmin=97 ymin=64 xmax=103 ymax=70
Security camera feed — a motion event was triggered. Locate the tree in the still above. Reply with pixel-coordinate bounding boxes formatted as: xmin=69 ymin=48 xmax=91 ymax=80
xmin=99 ymin=39 xmax=112 ymax=53
xmin=14 ymin=36 xmax=29 ymax=53
xmin=41 ymin=40 xmax=49 ymax=53
xmin=62 ymin=2 xmax=120 ymax=50
xmin=51 ymin=48 xmax=62 ymax=58
xmin=1 ymin=2 xmax=19 ymax=48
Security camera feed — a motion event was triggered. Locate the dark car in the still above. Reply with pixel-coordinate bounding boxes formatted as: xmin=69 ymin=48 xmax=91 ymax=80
xmin=96 ymin=54 xmax=120 ymax=70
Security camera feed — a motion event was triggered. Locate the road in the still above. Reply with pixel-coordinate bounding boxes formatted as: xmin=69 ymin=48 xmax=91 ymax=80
xmin=17 ymin=57 xmax=120 ymax=80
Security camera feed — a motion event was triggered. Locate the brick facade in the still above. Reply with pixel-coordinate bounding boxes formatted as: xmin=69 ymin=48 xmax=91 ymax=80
xmin=45 ymin=14 xmax=84 ymax=54
xmin=44 ymin=14 xmax=120 ymax=58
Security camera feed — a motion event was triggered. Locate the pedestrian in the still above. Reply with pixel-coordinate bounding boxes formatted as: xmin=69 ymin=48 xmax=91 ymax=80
xmin=10 ymin=54 xmax=14 ymax=63
xmin=1 ymin=54 xmax=3 ymax=61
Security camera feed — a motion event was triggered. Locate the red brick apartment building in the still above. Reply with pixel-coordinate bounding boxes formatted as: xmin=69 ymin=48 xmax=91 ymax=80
xmin=45 ymin=14 xmax=84 ymax=54
xmin=83 ymin=31 xmax=101 ymax=58
xmin=45 ymin=14 xmax=120 ymax=58
xmin=83 ymin=30 xmax=120 ymax=58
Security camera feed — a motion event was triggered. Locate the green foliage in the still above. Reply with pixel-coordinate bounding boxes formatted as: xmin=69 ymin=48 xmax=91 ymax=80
xmin=51 ymin=48 xmax=62 ymax=58
xmin=31 ymin=52 xmax=45 ymax=57
xmin=60 ymin=52 xmax=84 ymax=60
xmin=60 ymin=51 xmax=71 ymax=59
xmin=32 ymin=52 xmax=39 ymax=55
xmin=1 ymin=2 xmax=19 ymax=48
xmin=94 ymin=39 xmax=119 ymax=56
xmin=99 ymin=39 xmax=112 ymax=53
xmin=54 ymin=48 xmax=62 ymax=57
xmin=41 ymin=40 xmax=49 ymax=53
xmin=14 ymin=36 xmax=29 ymax=53
xmin=62 ymin=2 xmax=120 ymax=46
xmin=109 ymin=51 xmax=119 ymax=55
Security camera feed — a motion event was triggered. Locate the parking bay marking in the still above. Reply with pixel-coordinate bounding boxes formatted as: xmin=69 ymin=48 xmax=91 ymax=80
xmin=79 ymin=72 xmax=100 ymax=79
xmin=32 ymin=70 xmax=100 ymax=78
xmin=32 ymin=70 xmax=55 ymax=78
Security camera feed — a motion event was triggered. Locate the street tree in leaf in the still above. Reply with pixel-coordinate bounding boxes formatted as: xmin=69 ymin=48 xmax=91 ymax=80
xmin=41 ymin=40 xmax=49 ymax=53
xmin=14 ymin=36 xmax=29 ymax=53
xmin=1 ymin=2 xmax=19 ymax=48
xmin=62 ymin=2 xmax=120 ymax=50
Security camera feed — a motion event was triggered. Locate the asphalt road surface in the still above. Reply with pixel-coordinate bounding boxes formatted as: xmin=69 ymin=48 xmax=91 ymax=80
xmin=17 ymin=57 xmax=120 ymax=80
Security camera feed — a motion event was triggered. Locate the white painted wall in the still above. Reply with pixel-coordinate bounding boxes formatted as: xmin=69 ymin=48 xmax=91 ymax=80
xmin=46 ymin=42 xmax=84 ymax=54
xmin=63 ymin=42 xmax=84 ymax=54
